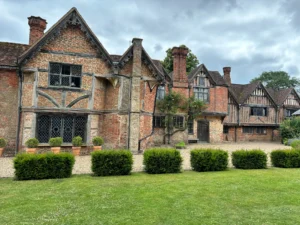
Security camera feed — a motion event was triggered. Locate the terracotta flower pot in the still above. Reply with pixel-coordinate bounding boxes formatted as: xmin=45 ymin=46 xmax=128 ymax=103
xmin=0 ymin=148 xmax=4 ymax=157
xmin=51 ymin=147 xmax=61 ymax=154
xmin=93 ymin=146 xmax=102 ymax=151
xmin=72 ymin=147 xmax=81 ymax=156
xmin=26 ymin=148 xmax=37 ymax=154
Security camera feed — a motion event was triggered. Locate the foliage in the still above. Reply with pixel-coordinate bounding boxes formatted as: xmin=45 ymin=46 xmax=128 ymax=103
xmin=188 ymin=95 xmax=207 ymax=119
xmin=49 ymin=137 xmax=63 ymax=147
xmin=0 ymin=138 xmax=7 ymax=148
xmin=13 ymin=153 xmax=75 ymax=180
xmin=91 ymin=150 xmax=133 ymax=176
xmin=232 ymin=149 xmax=267 ymax=169
xmin=161 ymin=45 xmax=199 ymax=74
xmin=291 ymin=140 xmax=300 ymax=150
xmin=279 ymin=117 xmax=300 ymax=141
xmin=156 ymin=92 xmax=187 ymax=115
xmin=25 ymin=138 xmax=39 ymax=148
xmin=190 ymin=149 xmax=228 ymax=172
xmin=251 ymin=71 xmax=300 ymax=90
xmin=92 ymin=136 xmax=104 ymax=146
xmin=143 ymin=148 xmax=182 ymax=174
xmin=271 ymin=149 xmax=300 ymax=168
xmin=72 ymin=136 xmax=82 ymax=147
xmin=175 ymin=141 xmax=186 ymax=148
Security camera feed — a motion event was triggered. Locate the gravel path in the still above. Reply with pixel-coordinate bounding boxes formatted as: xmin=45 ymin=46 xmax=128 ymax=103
xmin=0 ymin=142 xmax=291 ymax=178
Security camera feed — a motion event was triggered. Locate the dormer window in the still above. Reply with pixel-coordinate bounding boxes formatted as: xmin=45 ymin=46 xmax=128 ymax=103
xmin=49 ymin=63 xmax=82 ymax=88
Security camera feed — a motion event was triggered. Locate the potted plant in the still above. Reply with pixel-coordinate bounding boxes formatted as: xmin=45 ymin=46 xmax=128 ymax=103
xmin=92 ymin=136 xmax=104 ymax=151
xmin=49 ymin=137 xmax=63 ymax=154
xmin=0 ymin=138 xmax=7 ymax=157
xmin=72 ymin=136 xmax=82 ymax=156
xmin=25 ymin=138 xmax=39 ymax=154
xmin=175 ymin=141 xmax=186 ymax=149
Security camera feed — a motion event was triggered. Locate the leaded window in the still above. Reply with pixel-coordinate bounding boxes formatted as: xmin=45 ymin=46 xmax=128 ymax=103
xmin=243 ymin=127 xmax=253 ymax=134
xmin=156 ymin=85 xmax=165 ymax=100
xmin=285 ymin=109 xmax=297 ymax=117
xmin=37 ymin=114 xmax=87 ymax=143
xmin=49 ymin=63 xmax=82 ymax=88
xmin=188 ymin=118 xmax=194 ymax=134
xmin=173 ymin=116 xmax=184 ymax=128
xmin=154 ymin=116 xmax=165 ymax=128
xmin=194 ymin=88 xmax=209 ymax=102
xmin=250 ymin=107 xmax=267 ymax=116
xmin=256 ymin=127 xmax=267 ymax=134
xmin=223 ymin=126 xmax=229 ymax=134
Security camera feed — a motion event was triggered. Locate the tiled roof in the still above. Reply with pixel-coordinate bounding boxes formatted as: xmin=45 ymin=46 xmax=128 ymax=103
xmin=266 ymin=87 xmax=293 ymax=105
xmin=0 ymin=42 xmax=29 ymax=66
xmin=229 ymin=82 xmax=259 ymax=104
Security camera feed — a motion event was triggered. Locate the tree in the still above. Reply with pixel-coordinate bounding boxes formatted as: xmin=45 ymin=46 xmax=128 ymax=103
xmin=161 ymin=45 xmax=199 ymax=74
xmin=251 ymin=71 xmax=300 ymax=90
xmin=156 ymin=92 xmax=206 ymax=144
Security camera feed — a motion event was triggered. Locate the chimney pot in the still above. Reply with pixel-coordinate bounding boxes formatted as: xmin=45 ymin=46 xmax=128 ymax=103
xmin=28 ymin=16 xmax=47 ymax=45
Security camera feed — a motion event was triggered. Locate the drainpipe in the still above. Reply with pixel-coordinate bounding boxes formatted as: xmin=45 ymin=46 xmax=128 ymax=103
xmin=127 ymin=76 xmax=133 ymax=150
xmin=138 ymin=82 xmax=161 ymax=152
xmin=16 ymin=65 xmax=23 ymax=154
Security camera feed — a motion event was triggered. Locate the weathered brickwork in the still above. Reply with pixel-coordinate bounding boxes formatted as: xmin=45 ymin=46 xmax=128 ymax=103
xmin=205 ymin=86 xmax=228 ymax=113
xmin=224 ymin=127 xmax=274 ymax=142
xmin=0 ymin=70 xmax=19 ymax=155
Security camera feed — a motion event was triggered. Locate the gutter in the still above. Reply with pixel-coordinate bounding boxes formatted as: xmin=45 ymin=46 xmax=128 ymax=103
xmin=16 ymin=65 xmax=23 ymax=154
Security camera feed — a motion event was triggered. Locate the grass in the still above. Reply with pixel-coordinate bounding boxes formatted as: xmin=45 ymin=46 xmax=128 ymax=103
xmin=1 ymin=169 xmax=300 ymax=224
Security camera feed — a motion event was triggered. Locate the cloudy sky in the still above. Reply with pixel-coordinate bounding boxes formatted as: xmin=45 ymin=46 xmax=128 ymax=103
xmin=0 ymin=0 xmax=300 ymax=84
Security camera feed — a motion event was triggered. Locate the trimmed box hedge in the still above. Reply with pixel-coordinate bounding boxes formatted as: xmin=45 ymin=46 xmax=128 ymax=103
xmin=191 ymin=149 xmax=228 ymax=172
xmin=91 ymin=150 xmax=133 ymax=176
xmin=143 ymin=148 xmax=182 ymax=174
xmin=271 ymin=149 xmax=300 ymax=168
xmin=14 ymin=153 xmax=75 ymax=180
xmin=232 ymin=149 xmax=267 ymax=169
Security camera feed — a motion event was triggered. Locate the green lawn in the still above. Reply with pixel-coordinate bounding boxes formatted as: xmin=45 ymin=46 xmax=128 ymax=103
xmin=1 ymin=169 xmax=300 ymax=225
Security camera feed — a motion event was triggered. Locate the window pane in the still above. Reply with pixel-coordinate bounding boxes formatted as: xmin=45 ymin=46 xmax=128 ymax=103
xmin=50 ymin=75 xmax=60 ymax=86
xmin=51 ymin=116 xmax=62 ymax=138
xmin=63 ymin=116 xmax=73 ymax=143
xmin=37 ymin=115 xmax=51 ymax=143
xmin=62 ymin=65 xmax=71 ymax=75
xmin=72 ymin=65 xmax=82 ymax=76
xmin=50 ymin=63 xmax=61 ymax=74
xmin=61 ymin=76 xmax=70 ymax=86
xmin=74 ymin=116 xmax=86 ymax=140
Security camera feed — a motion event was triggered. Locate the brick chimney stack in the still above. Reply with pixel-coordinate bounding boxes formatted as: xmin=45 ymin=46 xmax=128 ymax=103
xmin=172 ymin=47 xmax=189 ymax=83
xmin=28 ymin=16 xmax=47 ymax=45
xmin=223 ymin=67 xmax=231 ymax=85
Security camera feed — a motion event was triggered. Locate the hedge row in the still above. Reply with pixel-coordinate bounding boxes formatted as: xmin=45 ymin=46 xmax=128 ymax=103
xmin=232 ymin=149 xmax=267 ymax=169
xmin=14 ymin=153 xmax=75 ymax=180
xmin=143 ymin=148 xmax=182 ymax=174
xmin=271 ymin=149 xmax=300 ymax=168
xmin=91 ymin=150 xmax=133 ymax=176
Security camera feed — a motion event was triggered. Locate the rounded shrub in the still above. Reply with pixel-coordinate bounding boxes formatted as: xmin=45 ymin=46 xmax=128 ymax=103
xmin=91 ymin=150 xmax=133 ymax=176
xmin=143 ymin=148 xmax=182 ymax=174
xmin=291 ymin=140 xmax=300 ymax=150
xmin=25 ymin=138 xmax=39 ymax=148
xmin=232 ymin=149 xmax=267 ymax=169
xmin=271 ymin=149 xmax=300 ymax=168
xmin=49 ymin=137 xmax=63 ymax=147
xmin=191 ymin=149 xmax=228 ymax=172
xmin=72 ymin=136 xmax=82 ymax=147
xmin=0 ymin=138 xmax=7 ymax=148
xmin=92 ymin=136 xmax=104 ymax=146
xmin=14 ymin=152 xmax=75 ymax=180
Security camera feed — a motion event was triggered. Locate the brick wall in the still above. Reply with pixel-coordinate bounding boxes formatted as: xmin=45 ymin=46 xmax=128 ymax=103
xmin=224 ymin=127 xmax=275 ymax=142
xmin=0 ymin=69 xmax=19 ymax=156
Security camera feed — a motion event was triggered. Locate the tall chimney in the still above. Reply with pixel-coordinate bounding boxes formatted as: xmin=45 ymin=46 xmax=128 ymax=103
xmin=223 ymin=67 xmax=231 ymax=85
xmin=172 ymin=47 xmax=188 ymax=83
xmin=28 ymin=16 xmax=47 ymax=45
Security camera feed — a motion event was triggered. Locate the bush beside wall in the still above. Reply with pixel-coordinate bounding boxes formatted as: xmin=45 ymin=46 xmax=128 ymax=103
xmin=143 ymin=148 xmax=182 ymax=174
xmin=191 ymin=149 xmax=228 ymax=172
xmin=271 ymin=149 xmax=300 ymax=168
xmin=232 ymin=150 xmax=267 ymax=169
xmin=14 ymin=153 xmax=75 ymax=180
xmin=91 ymin=150 xmax=133 ymax=176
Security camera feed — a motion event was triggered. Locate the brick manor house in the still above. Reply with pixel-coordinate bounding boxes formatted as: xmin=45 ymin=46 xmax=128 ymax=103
xmin=1 ymin=8 xmax=300 ymax=155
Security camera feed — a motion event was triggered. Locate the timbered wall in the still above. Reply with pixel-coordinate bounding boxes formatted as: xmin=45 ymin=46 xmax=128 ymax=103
xmin=223 ymin=94 xmax=238 ymax=124
xmin=284 ymin=93 xmax=300 ymax=106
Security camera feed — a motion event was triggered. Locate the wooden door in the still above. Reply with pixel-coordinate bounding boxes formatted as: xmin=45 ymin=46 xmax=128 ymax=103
xmin=197 ymin=121 xmax=209 ymax=142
